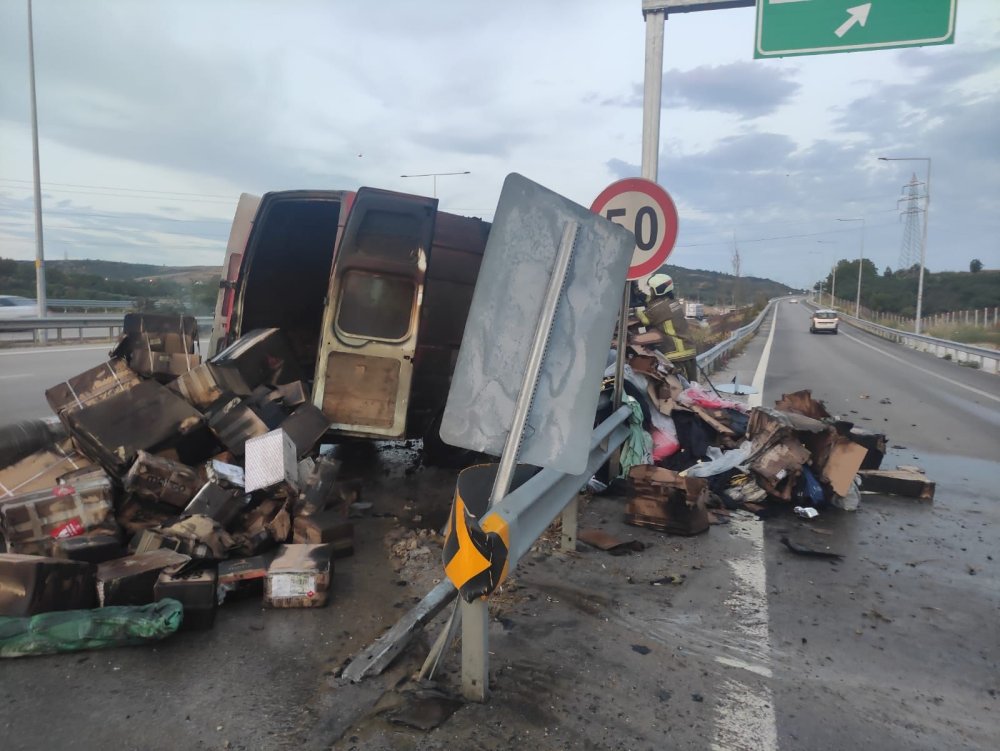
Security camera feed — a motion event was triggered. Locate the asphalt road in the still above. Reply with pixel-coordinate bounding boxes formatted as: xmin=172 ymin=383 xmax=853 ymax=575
xmin=0 ymin=344 xmax=113 ymax=422
xmin=0 ymin=306 xmax=996 ymax=750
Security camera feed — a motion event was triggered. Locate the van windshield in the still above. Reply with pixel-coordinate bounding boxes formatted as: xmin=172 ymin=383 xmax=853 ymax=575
xmin=337 ymin=270 xmax=414 ymax=340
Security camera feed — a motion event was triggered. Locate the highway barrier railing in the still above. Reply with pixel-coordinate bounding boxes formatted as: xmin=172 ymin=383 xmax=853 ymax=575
xmin=47 ymin=299 xmax=136 ymax=311
xmin=805 ymin=300 xmax=999 ymax=375
xmin=696 ymin=298 xmax=777 ymax=374
xmin=0 ymin=316 xmax=214 ymax=346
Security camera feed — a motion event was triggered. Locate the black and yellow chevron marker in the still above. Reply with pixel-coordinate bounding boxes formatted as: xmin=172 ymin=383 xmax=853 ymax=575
xmin=443 ymin=463 xmax=538 ymax=602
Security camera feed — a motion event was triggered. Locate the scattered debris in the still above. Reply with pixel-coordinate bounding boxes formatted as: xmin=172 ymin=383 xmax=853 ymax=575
xmin=780 ymin=536 xmax=844 ymax=560
xmin=578 ymin=527 xmax=646 ymax=555
xmin=650 ymin=574 xmax=686 ymax=586
xmin=631 ymin=644 xmax=652 ymax=655
xmin=858 ymin=468 xmax=936 ymax=500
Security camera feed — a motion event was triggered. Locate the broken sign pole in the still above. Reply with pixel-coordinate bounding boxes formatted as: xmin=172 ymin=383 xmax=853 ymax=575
xmin=462 ymin=219 xmax=579 ymax=702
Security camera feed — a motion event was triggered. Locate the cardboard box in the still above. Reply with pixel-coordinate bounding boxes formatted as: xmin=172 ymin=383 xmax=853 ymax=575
xmin=0 ymin=439 xmax=92 ymax=500
xmin=123 ymin=313 xmax=199 ymax=353
xmin=183 ymin=482 xmax=246 ymax=528
xmin=207 ymin=397 xmax=270 ymax=457
xmin=295 ymin=456 xmax=360 ymax=517
xmin=272 ymin=381 xmax=309 ymax=408
xmin=123 ymin=451 xmax=202 ymax=509
xmin=626 ymin=466 xmax=710 ymax=536
xmin=168 ymin=363 xmax=227 ymax=410
xmin=0 ymin=471 xmax=115 ymax=556
xmin=244 ymin=429 xmax=298 ymax=492
xmin=292 ymin=512 xmax=353 ymax=557
xmin=67 ymin=379 xmax=217 ymax=473
xmin=264 ymin=544 xmax=333 ymax=608
xmin=44 ymin=359 xmax=142 ymax=425
xmin=231 ymin=498 xmax=291 ymax=556
xmin=820 ymin=437 xmax=868 ymax=497
xmin=130 ymin=350 xmax=202 ymax=383
xmin=210 ymin=328 xmax=303 ymax=394
xmin=117 ymin=496 xmax=180 ymax=536
xmin=154 ymin=564 xmax=218 ymax=630
xmin=280 ymin=404 xmax=330 ymax=459
xmin=0 ymin=553 xmax=96 ymax=617
xmin=96 ymin=549 xmax=190 ymax=606
xmin=53 ymin=532 xmax=125 ymax=564
xmin=858 ymin=468 xmax=935 ymax=500
xmin=217 ymin=554 xmax=269 ymax=602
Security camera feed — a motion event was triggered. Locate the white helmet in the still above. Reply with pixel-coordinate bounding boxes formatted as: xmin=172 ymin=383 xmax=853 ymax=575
xmin=649 ymin=273 xmax=674 ymax=297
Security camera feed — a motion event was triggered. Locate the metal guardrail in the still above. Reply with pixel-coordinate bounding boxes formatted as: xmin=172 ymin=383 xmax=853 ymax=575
xmin=696 ymin=298 xmax=777 ymax=373
xmin=805 ymin=301 xmax=999 ymax=375
xmin=0 ymin=316 xmax=214 ymax=345
xmin=47 ymin=299 xmax=135 ymax=310
xmin=342 ymin=405 xmax=631 ymax=685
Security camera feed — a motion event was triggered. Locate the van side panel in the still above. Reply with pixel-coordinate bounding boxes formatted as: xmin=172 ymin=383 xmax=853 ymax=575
xmin=210 ymin=193 xmax=261 ymax=356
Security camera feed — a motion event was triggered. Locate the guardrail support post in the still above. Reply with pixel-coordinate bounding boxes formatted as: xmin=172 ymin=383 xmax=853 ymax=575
xmin=561 ymin=496 xmax=579 ymax=552
xmin=461 ymin=598 xmax=489 ymax=702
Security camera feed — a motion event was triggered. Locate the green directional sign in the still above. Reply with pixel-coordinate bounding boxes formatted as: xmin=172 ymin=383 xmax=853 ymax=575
xmin=755 ymin=0 xmax=957 ymax=59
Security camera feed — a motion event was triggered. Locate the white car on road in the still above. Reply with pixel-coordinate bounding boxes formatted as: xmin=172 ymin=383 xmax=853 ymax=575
xmin=810 ymin=308 xmax=840 ymax=334
xmin=0 ymin=295 xmax=40 ymax=319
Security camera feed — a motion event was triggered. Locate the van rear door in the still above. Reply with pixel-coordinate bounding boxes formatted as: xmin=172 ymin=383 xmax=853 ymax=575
xmin=313 ymin=189 xmax=437 ymax=439
xmin=210 ymin=193 xmax=261 ymax=355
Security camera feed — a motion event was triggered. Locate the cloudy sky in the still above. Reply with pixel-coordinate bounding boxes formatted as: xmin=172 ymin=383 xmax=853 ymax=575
xmin=1 ymin=0 xmax=998 ymax=289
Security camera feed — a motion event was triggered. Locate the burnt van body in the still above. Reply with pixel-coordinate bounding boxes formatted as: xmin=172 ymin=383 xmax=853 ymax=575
xmin=211 ymin=189 xmax=490 ymax=443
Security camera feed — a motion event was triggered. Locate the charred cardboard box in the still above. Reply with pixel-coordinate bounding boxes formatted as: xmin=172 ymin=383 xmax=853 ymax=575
xmin=182 ymin=482 xmax=246 ymax=528
xmin=210 ymin=328 xmax=303 ymax=395
xmin=168 ymin=363 xmax=227 ymax=410
xmin=625 ymin=466 xmax=710 ymax=536
xmin=295 ymin=456 xmax=360 ymax=517
xmin=122 ymin=313 xmax=199 ymax=353
xmin=53 ymin=532 xmax=125 ymax=564
xmin=292 ymin=511 xmax=353 ymax=557
xmin=848 ymin=427 xmax=887 ymax=470
xmin=0 ymin=470 xmax=116 ymax=556
xmin=67 ymin=379 xmax=217 ymax=474
xmin=96 ymin=549 xmax=190 ymax=607
xmin=218 ymin=554 xmax=270 ymax=603
xmin=244 ymin=428 xmax=298 ymax=493
xmin=0 ymin=553 xmax=96 ymax=617
xmin=123 ymin=451 xmax=202 ymax=509
xmin=264 ymin=543 xmax=333 ymax=608
xmin=207 ymin=395 xmax=272 ymax=457
xmin=117 ymin=496 xmax=181 ymax=537
xmin=154 ymin=564 xmax=218 ymax=630
xmin=859 ymin=468 xmax=935 ymax=500
xmin=130 ymin=350 xmax=202 ymax=384
xmin=156 ymin=515 xmax=235 ymax=560
xmin=0 ymin=439 xmax=92 ymax=500
xmin=230 ymin=497 xmax=291 ymax=557
xmin=44 ymin=359 xmax=142 ymax=428
xmin=279 ymin=404 xmax=330 ymax=459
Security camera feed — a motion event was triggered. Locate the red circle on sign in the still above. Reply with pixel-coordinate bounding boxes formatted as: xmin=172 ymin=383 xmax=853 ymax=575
xmin=590 ymin=177 xmax=679 ymax=280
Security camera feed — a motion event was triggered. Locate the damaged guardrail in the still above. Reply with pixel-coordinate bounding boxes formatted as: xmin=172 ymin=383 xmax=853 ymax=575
xmin=696 ymin=298 xmax=777 ymax=374
xmin=805 ymin=302 xmax=999 ymax=375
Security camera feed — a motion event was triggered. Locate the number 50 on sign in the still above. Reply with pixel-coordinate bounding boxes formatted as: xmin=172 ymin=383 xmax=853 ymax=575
xmin=590 ymin=178 xmax=679 ymax=280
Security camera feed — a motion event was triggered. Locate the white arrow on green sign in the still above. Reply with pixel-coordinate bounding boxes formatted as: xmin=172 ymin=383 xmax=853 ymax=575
xmin=755 ymin=0 xmax=957 ymax=59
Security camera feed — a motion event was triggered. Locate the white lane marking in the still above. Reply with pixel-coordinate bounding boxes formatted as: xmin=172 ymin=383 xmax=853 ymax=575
xmin=711 ymin=305 xmax=779 ymax=751
xmin=841 ymin=332 xmax=1000 ymax=404
xmin=0 ymin=373 xmax=32 ymax=380
xmin=712 ymin=518 xmax=779 ymax=751
xmin=748 ymin=305 xmax=779 ymax=409
xmin=0 ymin=344 xmax=110 ymax=357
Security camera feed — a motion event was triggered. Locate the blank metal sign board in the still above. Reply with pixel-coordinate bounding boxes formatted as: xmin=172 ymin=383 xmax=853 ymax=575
xmin=440 ymin=173 xmax=634 ymax=475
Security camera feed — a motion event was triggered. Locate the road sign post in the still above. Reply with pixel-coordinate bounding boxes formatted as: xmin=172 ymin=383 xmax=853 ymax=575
xmin=755 ymin=0 xmax=957 ymax=59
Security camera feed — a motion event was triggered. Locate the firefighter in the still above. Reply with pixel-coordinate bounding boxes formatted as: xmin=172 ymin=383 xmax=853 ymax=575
xmin=635 ymin=273 xmax=698 ymax=382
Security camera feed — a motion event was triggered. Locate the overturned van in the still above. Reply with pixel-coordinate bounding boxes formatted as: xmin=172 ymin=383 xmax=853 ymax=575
xmin=210 ymin=189 xmax=490 ymax=448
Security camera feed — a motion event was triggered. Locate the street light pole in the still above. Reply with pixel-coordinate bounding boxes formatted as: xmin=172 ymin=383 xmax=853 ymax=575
xmin=837 ymin=217 xmax=865 ymax=317
xmin=27 ymin=0 xmax=47 ymax=321
xmin=879 ymin=156 xmax=931 ymax=333
xmin=399 ymin=170 xmax=470 ymax=198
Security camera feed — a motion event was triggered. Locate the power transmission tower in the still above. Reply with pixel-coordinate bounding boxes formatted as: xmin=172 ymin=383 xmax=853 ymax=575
xmin=898 ymin=173 xmax=923 ymax=271
xmin=731 ymin=233 xmax=742 ymax=309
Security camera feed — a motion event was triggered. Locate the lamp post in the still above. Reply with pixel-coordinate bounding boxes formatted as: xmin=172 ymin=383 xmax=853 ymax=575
xmin=27 ymin=0 xmax=47 ymax=322
xmin=837 ymin=217 xmax=865 ymax=318
xmin=399 ymin=170 xmax=470 ymax=198
xmin=879 ymin=156 xmax=931 ymax=333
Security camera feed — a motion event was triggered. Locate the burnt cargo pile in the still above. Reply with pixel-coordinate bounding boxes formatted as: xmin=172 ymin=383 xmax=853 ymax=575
xmin=608 ymin=345 xmax=933 ymax=537
xmin=0 ymin=314 xmax=357 ymax=639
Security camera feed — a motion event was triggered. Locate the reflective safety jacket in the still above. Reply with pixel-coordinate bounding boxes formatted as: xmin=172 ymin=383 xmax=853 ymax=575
xmin=635 ymin=296 xmax=697 ymax=362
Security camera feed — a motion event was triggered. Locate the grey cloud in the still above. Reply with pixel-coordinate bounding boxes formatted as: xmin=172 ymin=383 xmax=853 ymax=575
xmin=663 ymin=62 xmax=801 ymax=119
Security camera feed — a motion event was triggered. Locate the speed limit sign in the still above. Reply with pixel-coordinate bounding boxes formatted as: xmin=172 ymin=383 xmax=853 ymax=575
xmin=590 ymin=178 xmax=679 ymax=280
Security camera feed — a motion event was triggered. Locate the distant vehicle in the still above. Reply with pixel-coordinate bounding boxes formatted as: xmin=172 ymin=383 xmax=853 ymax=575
xmin=0 ymin=295 xmax=39 ymax=320
xmin=789 ymin=298 xmax=799 ymax=304
xmin=684 ymin=302 xmax=704 ymax=319
xmin=810 ymin=309 xmax=839 ymax=334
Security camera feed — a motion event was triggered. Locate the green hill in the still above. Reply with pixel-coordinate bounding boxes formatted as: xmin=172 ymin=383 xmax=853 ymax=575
xmin=660 ymin=265 xmax=793 ymax=306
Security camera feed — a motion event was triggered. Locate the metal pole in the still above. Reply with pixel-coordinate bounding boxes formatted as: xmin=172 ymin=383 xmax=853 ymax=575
xmin=831 ymin=263 xmax=837 ymax=305
xmin=27 ymin=0 xmax=47 ymax=323
xmin=915 ymin=159 xmax=930 ymax=334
